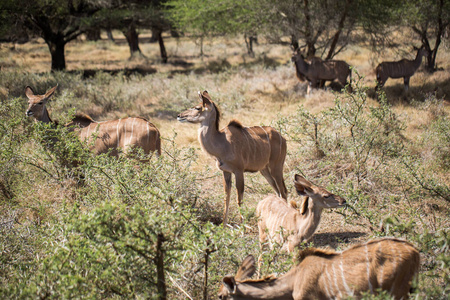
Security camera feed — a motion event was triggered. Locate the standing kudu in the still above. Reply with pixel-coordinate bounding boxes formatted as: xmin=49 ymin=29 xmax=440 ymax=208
xmin=291 ymin=49 xmax=352 ymax=95
xmin=177 ymin=91 xmax=287 ymax=225
xmin=25 ymin=85 xmax=161 ymax=156
xmin=257 ymin=174 xmax=346 ymax=252
xmin=375 ymin=46 xmax=428 ymax=93
xmin=218 ymin=238 xmax=420 ymax=300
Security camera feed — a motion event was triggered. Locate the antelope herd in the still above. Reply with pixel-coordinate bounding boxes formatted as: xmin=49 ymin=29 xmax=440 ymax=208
xmin=24 ymin=44 xmax=426 ymax=298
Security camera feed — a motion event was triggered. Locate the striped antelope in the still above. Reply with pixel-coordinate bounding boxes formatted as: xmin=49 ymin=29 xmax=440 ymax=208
xmin=25 ymin=85 xmax=161 ymax=156
xmin=291 ymin=49 xmax=352 ymax=95
xmin=257 ymin=174 xmax=346 ymax=252
xmin=375 ymin=46 xmax=428 ymax=92
xmin=218 ymin=238 xmax=420 ymax=300
xmin=177 ymin=91 xmax=287 ymax=225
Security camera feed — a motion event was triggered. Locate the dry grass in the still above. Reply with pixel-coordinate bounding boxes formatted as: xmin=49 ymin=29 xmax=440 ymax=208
xmin=1 ymin=30 xmax=449 ymax=297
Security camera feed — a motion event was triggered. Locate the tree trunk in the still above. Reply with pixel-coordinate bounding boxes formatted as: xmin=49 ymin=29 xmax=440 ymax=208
xmin=123 ymin=23 xmax=142 ymax=59
xmin=47 ymin=40 xmax=66 ymax=71
xmin=245 ymin=33 xmax=257 ymax=57
xmin=326 ymin=0 xmax=351 ymax=60
xmin=156 ymin=234 xmax=167 ymax=300
xmin=156 ymin=29 xmax=168 ymax=63
xmin=86 ymin=28 xmax=101 ymax=41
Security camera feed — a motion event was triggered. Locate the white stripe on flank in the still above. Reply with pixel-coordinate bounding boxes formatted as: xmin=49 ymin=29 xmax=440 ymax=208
xmin=260 ymin=126 xmax=270 ymax=144
xmin=324 ymin=266 xmax=335 ymax=296
xmin=129 ymin=118 xmax=136 ymax=145
xmin=340 ymin=257 xmax=352 ymax=296
xmin=365 ymin=244 xmax=373 ymax=293
xmin=117 ymin=119 xmax=121 ymax=148
xmin=332 ymin=263 xmax=341 ymax=297
xmin=378 ymin=242 xmax=385 ymax=287
xmin=389 ymin=242 xmax=398 ymax=294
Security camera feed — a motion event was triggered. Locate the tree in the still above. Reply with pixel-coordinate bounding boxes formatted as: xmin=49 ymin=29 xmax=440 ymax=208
xmin=401 ymin=0 xmax=450 ymax=72
xmin=0 ymin=0 xmax=108 ymax=71
xmin=166 ymin=0 xmax=266 ymax=57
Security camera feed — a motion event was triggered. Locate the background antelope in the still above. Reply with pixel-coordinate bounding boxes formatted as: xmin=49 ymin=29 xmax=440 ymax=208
xmin=375 ymin=46 xmax=428 ymax=92
xmin=257 ymin=174 xmax=346 ymax=252
xmin=218 ymin=238 xmax=420 ymax=300
xmin=291 ymin=49 xmax=352 ymax=95
xmin=25 ymin=85 xmax=161 ymax=156
xmin=177 ymin=91 xmax=287 ymax=225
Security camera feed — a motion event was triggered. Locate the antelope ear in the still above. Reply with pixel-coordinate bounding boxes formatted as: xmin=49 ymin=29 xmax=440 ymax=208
xmin=25 ymin=86 xmax=35 ymax=99
xmin=222 ymin=276 xmax=236 ymax=294
xmin=300 ymin=196 xmax=309 ymax=215
xmin=294 ymin=174 xmax=313 ymax=195
xmin=200 ymin=90 xmax=213 ymax=106
xmin=44 ymin=84 xmax=58 ymax=100
xmin=235 ymin=255 xmax=256 ymax=280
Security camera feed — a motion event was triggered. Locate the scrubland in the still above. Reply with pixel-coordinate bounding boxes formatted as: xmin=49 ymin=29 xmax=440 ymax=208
xmin=0 ymin=31 xmax=449 ymax=299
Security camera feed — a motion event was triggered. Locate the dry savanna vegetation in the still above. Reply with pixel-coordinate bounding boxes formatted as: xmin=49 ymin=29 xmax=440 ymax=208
xmin=0 ymin=30 xmax=449 ymax=299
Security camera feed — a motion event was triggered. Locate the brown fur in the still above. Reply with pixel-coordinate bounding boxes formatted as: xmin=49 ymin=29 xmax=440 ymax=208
xmin=25 ymin=85 xmax=161 ymax=156
xmin=178 ymin=91 xmax=287 ymax=225
xmin=291 ymin=49 xmax=352 ymax=95
xmin=218 ymin=238 xmax=420 ymax=300
xmin=375 ymin=46 xmax=428 ymax=92
xmin=257 ymin=174 xmax=346 ymax=252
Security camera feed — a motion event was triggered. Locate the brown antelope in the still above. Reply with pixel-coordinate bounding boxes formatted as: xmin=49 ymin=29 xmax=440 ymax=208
xmin=177 ymin=91 xmax=287 ymax=225
xmin=375 ymin=46 xmax=428 ymax=92
xmin=25 ymin=85 xmax=161 ymax=156
xmin=218 ymin=238 xmax=420 ymax=300
xmin=291 ymin=49 xmax=352 ymax=95
xmin=257 ymin=174 xmax=346 ymax=252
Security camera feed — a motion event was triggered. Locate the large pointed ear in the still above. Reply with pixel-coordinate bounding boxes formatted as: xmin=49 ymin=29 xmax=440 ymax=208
xmin=222 ymin=276 xmax=236 ymax=294
xmin=25 ymin=86 xmax=35 ymax=99
xmin=44 ymin=84 xmax=58 ymax=100
xmin=300 ymin=196 xmax=309 ymax=215
xmin=235 ymin=255 xmax=256 ymax=281
xmin=200 ymin=90 xmax=213 ymax=107
xmin=294 ymin=174 xmax=313 ymax=196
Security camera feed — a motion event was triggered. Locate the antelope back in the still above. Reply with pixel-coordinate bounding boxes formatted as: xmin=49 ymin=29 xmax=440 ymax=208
xmin=25 ymin=85 xmax=57 ymax=120
xmin=294 ymin=174 xmax=346 ymax=209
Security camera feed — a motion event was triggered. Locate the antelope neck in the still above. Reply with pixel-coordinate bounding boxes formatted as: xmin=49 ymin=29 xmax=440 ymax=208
xmin=198 ymin=110 xmax=228 ymax=157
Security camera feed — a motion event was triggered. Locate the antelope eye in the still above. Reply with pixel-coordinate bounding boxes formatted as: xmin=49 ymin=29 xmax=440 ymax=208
xmin=38 ymin=102 xmax=43 ymax=105
xmin=324 ymin=194 xmax=331 ymax=198
xmin=195 ymin=106 xmax=202 ymax=110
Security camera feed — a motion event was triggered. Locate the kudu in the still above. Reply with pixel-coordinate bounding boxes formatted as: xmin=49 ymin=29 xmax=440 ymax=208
xmin=25 ymin=85 xmax=161 ymax=156
xmin=375 ymin=46 xmax=428 ymax=92
xmin=218 ymin=238 xmax=420 ymax=300
xmin=177 ymin=91 xmax=287 ymax=225
xmin=291 ymin=49 xmax=352 ymax=95
xmin=257 ymin=174 xmax=346 ymax=252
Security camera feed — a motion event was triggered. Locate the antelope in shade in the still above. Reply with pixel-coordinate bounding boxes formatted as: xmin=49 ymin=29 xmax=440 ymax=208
xmin=291 ymin=49 xmax=352 ymax=95
xmin=177 ymin=91 xmax=287 ymax=225
xmin=25 ymin=85 xmax=161 ymax=156
xmin=375 ymin=46 xmax=428 ymax=92
xmin=218 ymin=238 xmax=420 ymax=300
xmin=257 ymin=174 xmax=346 ymax=253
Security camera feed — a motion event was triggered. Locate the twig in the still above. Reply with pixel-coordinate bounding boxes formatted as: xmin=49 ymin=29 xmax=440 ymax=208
xmin=167 ymin=274 xmax=194 ymax=300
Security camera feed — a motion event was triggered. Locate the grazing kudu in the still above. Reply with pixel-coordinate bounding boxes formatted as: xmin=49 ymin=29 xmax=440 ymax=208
xmin=257 ymin=174 xmax=346 ymax=252
xmin=218 ymin=238 xmax=420 ymax=300
xmin=177 ymin=91 xmax=287 ymax=225
xmin=375 ymin=46 xmax=428 ymax=92
xmin=25 ymin=85 xmax=161 ymax=156
xmin=291 ymin=49 xmax=352 ymax=95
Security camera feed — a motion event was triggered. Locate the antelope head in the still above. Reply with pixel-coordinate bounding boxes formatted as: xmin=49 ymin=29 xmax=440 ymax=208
xmin=177 ymin=91 xmax=216 ymax=124
xmin=25 ymin=85 xmax=57 ymax=122
xmin=294 ymin=174 xmax=346 ymax=213
xmin=218 ymin=255 xmax=256 ymax=300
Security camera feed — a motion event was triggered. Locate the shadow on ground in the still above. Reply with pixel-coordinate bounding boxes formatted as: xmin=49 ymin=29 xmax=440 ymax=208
xmin=312 ymin=231 xmax=368 ymax=249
